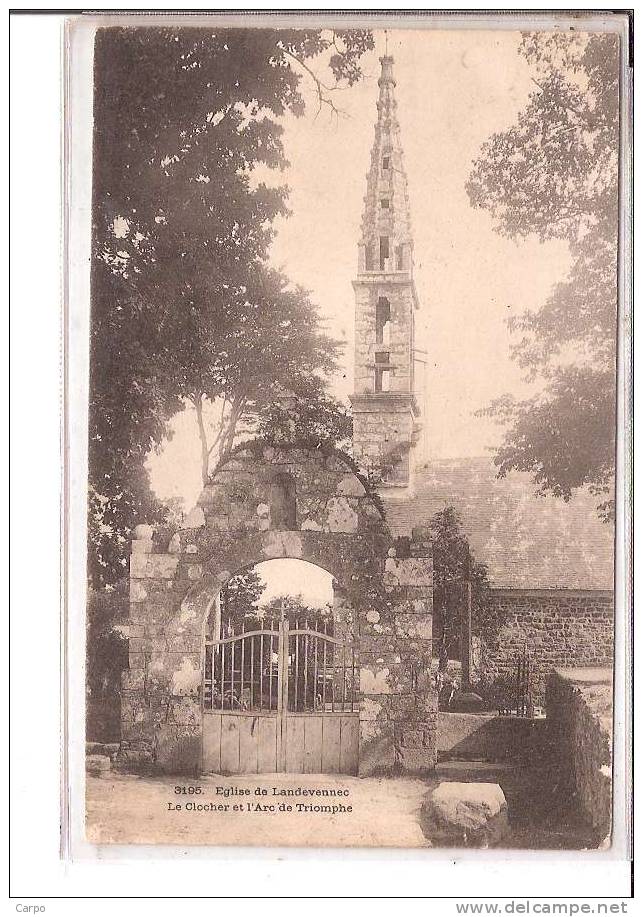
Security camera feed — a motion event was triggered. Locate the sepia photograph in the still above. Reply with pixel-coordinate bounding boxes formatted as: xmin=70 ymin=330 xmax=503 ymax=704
xmin=78 ymin=15 xmax=628 ymax=852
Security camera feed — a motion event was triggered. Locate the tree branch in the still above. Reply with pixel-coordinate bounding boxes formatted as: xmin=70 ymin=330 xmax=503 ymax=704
xmin=280 ymin=47 xmax=344 ymax=119
xmin=192 ymin=392 xmax=210 ymax=486
xmin=207 ymin=397 xmax=229 ymax=457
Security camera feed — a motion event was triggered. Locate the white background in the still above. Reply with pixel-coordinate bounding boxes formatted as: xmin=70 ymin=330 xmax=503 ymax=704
xmin=8 ymin=6 xmax=636 ymax=909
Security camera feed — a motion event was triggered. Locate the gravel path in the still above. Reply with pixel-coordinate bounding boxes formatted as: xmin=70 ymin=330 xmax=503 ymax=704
xmin=86 ymin=761 xmax=598 ymax=849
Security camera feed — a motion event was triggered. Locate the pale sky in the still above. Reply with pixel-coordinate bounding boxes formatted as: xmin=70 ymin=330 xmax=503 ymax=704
xmin=253 ymin=559 xmax=334 ymax=611
xmin=148 ymin=29 xmax=572 ymax=511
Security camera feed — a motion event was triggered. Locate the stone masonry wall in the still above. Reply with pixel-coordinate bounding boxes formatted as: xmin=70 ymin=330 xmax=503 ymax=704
xmin=351 ymin=402 xmax=414 ymax=484
xmin=545 ymin=669 xmax=613 ymax=839
xmin=120 ymin=443 xmax=435 ymax=776
xmin=477 ymin=589 xmax=614 ymax=702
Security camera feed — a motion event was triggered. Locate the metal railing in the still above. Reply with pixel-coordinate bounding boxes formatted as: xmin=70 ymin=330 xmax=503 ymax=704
xmin=203 ymin=617 xmax=358 ymax=714
xmin=515 ymin=646 xmax=533 ymax=717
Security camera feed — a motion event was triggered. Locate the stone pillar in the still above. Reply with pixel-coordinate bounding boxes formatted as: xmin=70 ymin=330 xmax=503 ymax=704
xmin=119 ymin=524 xmax=204 ymax=775
xmin=358 ymin=531 xmax=436 ymax=775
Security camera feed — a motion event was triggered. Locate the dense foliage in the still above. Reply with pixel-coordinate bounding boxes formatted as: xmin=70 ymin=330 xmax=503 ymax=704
xmin=219 ymin=568 xmax=266 ymax=626
xmin=261 ymin=594 xmax=333 ymax=627
xmin=89 ymin=27 xmax=372 ymax=586
xmin=467 ymin=33 xmax=619 ymax=519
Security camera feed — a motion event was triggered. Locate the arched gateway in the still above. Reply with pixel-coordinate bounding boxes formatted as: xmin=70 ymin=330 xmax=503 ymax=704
xmin=121 ymin=443 xmax=436 ymax=776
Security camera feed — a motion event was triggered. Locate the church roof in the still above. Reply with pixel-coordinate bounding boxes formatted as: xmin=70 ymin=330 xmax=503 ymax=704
xmin=381 ymin=457 xmax=614 ymax=591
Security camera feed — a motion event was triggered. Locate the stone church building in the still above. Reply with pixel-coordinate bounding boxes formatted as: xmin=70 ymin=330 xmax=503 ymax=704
xmin=349 ymin=54 xmax=614 ymax=694
xmin=120 ymin=56 xmax=614 ymax=777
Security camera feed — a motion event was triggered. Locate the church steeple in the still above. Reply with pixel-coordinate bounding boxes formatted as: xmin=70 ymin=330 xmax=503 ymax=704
xmin=358 ymin=55 xmax=414 ymax=280
xmin=350 ymin=55 xmax=421 ymax=488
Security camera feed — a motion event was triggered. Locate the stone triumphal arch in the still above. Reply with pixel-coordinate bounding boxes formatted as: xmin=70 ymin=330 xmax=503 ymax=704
xmin=121 ymin=443 xmax=436 ymax=775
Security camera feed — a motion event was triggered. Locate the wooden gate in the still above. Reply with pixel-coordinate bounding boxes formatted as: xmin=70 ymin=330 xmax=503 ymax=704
xmin=202 ymin=618 xmax=359 ymax=774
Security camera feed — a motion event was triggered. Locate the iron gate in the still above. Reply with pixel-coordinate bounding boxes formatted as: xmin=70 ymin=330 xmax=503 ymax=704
xmin=202 ymin=618 xmax=359 ymax=774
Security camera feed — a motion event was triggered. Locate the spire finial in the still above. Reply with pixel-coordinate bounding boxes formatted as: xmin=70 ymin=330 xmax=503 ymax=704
xmin=378 ymin=53 xmax=396 ymax=88
xmin=385 ymin=29 xmax=388 ymax=56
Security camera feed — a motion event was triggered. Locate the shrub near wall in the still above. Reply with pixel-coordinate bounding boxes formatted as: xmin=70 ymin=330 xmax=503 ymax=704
xmin=477 ymin=589 xmax=614 ymax=701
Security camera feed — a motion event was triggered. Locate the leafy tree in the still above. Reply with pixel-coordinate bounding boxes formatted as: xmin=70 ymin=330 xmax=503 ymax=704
xmin=220 ymin=568 xmax=266 ymax=626
xmin=88 ymin=257 xmax=185 ymax=587
xmin=428 ymin=507 xmax=489 ymax=669
xmin=188 ymin=267 xmax=350 ymax=484
xmin=89 ymin=27 xmax=373 ymax=585
xmin=466 ymin=33 xmax=619 ymax=520
xmin=255 ymin=384 xmax=352 ymax=455
xmin=261 ymin=594 xmax=332 ymax=628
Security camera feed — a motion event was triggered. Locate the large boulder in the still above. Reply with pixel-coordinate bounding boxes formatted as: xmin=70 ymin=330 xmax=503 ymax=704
xmin=421 ymin=782 xmax=509 ymax=847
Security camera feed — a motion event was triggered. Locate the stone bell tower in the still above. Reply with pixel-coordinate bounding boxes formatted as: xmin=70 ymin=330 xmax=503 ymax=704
xmin=349 ymin=55 xmax=421 ymax=489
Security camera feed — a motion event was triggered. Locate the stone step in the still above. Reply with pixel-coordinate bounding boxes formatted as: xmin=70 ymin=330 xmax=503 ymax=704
xmin=436 ymin=759 xmax=518 ymax=777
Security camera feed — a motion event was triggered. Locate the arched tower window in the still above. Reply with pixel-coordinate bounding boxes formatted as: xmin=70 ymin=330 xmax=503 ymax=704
xmin=269 ymin=472 xmax=297 ymax=530
xmin=379 ymin=236 xmax=389 ymax=271
xmin=374 ymin=353 xmax=391 ymax=393
xmin=376 ymin=297 xmax=391 ymax=345
xmin=374 ymin=367 xmax=391 ymax=393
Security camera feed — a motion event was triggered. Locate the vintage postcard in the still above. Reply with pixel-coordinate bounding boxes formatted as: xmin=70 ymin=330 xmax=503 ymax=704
xmin=68 ymin=12 xmax=631 ymax=852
